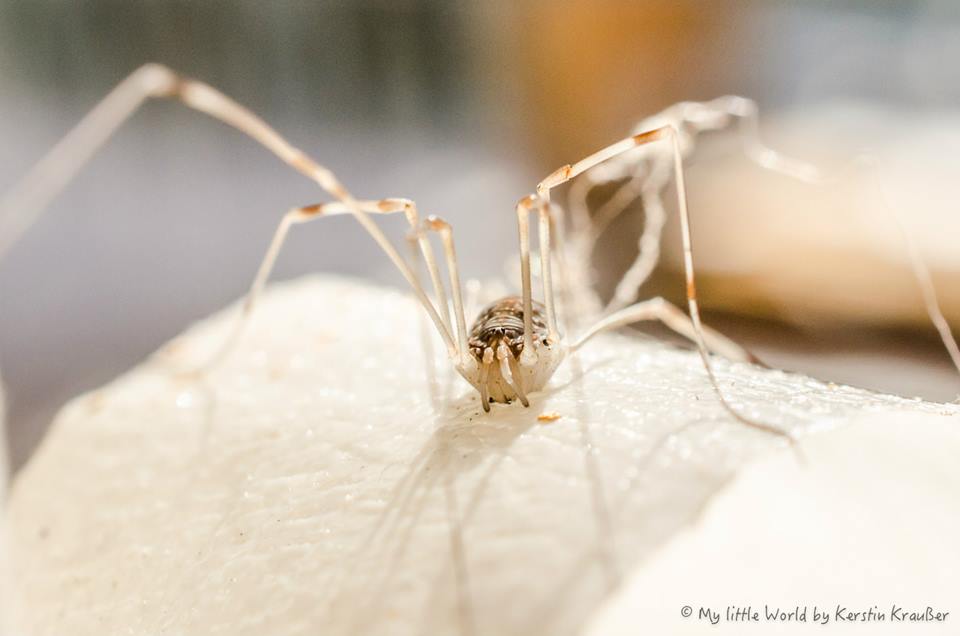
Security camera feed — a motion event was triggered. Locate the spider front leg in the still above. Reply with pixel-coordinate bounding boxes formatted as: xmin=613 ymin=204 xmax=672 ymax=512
xmin=566 ymin=96 xmax=824 ymax=314
xmin=529 ymin=126 xmax=793 ymax=442
xmin=0 ymin=64 xmax=466 ymax=372
xmin=194 ymin=198 xmax=467 ymax=374
xmin=515 ymin=195 xmax=562 ymax=365
xmin=420 ymin=216 xmax=469 ymax=364
xmin=575 ymin=98 xmax=958 ymax=384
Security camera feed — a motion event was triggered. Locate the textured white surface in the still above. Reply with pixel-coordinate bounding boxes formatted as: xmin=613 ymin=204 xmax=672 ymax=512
xmin=585 ymin=413 xmax=960 ymax=635
xmin=6 ymin=275 xmax=958 ymax=636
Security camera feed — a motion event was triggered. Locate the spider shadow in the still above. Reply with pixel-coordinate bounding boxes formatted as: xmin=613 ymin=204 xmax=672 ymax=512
xmin=509 ymin=350 xmax=625 ymax=634
xmin=337 ymin=352 xmax=626 ymax=635
xmin=147 ymin=326 xmax=632 ymax=635
xmin=516 ymin=417 xmax=701 ymax=633
xmin=337 ymin=390 xmax=540 ymax=635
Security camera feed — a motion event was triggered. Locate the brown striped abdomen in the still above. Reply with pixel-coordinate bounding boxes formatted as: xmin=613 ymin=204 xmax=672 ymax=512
xmin=468 ymin=296 xmax=548 ymax=361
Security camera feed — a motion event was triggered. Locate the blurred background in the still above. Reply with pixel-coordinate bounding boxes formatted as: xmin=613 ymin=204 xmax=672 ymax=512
xmin=1 ymin=1 xmax=959 ymax=471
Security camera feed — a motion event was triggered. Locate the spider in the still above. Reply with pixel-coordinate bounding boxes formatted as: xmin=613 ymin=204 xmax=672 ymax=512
xmin=4 ymin=64 xmax=951 ymax=444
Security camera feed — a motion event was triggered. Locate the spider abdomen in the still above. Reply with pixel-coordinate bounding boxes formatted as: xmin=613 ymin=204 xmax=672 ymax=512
xmin=468 ymin=296 xmax=548 ymax=361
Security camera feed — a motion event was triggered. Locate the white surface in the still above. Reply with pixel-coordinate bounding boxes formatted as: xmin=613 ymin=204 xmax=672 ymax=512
xmin=6 ymin=275 xmax=958 ymax=636
xmin=585 ymin=413 xmax=960 ymax=635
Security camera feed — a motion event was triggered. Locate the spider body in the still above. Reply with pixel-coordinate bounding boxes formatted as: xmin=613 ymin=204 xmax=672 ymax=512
xmin=463 ymin=297 xmax=562 ymax=410
xmin=468 ymin=297 xmax=546 ymax=359
xmin=0 ymin=63 xmax=824 ymax=440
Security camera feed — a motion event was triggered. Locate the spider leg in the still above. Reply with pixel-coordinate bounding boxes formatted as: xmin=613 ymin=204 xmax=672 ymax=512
xmin=701 ymin=95 xmax=822 ymax=183
xmin=514 ymin=196 xmax=546 ymax=364
xmin=571 ymin=296 xmax=757 ymax=364
xmin=601 ymin=96 xmax=824 ymax=312
xmin=528 ymin=125 xmax=793 ymax=442
xmin=419 ymin=216 xmax=470 ymax=367
xmin=568 ymin=97 xmax=823 ymax=314
xmin=515 ymin=193 xmax=573 ymax=368
xmin=632 ymin=100 xmax=959 ymax=382
xmin=197 ymin=199 xmax=461 ymax=373
xmin=0 ymin=64 xmax=458 ymax=359
xmin=861 ymin=159 xmax=960 ymax=379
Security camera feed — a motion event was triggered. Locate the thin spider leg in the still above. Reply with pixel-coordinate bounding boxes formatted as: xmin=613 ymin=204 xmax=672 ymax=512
xmin=703 ymin=95 xmax=822 ymax=183
xmin=565 ymin=174 xmax=624 ymax=319
xmin=283 ymin=197 xmax=452 ymax=336
xmin=379 ymin=199 xmax=452 ymax=338
xmin=405 ymin=230 xmax=423 ymax=285
xmin=514 ymin=196 xmax=560 ymax=363
xmin=603 ymin=169 xmax=667 ymax=314
xmin=535 ymin=125 xmax=792 ymax=442
xmin=568 ymin=95 xmax=822 ymax=247
xmin=196 ymin=199 xmax=458 ymax=373
xmin=537 ymin=198 xmax=586 ymax=335
xmin=568 ymin=97 xmax=823 ymax=314
xmin=516 ymin=132 xmax=669 ymax=364
xmin=601 ymin=100 xmax=958 ymax=386
xmin=898 ymin=218 xmax=960 ymax=377
xmin=536 ymin=199 xmax=559 ymax=340
xmin=811 ymin=153 xmax=959 ymax=382
xmin=609 ymin=98 xmax=958 ymax=379
xmin=400 ymin=202 xmax=452 ymax=337
xmin=860 ymin=158 xmax=960 ymax=379
xmin=0 ymin=63 xmax=456 ymax=358
xmin=0 ymin=66 xmax=167 ymax=260
xmin=421 ymin=216 xmax=469 ymax=365
xmin=571 ymin=297 xmax=758 ymax=364
xmin=515 ymin=195 xmax=538 ymax=364
xmin=639 ymin=101 xmax=958 ymax=381
xmin=605 ymin=181 xmax=669 ymax=313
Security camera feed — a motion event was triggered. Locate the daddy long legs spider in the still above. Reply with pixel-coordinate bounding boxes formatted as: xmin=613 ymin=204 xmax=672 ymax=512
xmin=11 ymin=64 xmax=951 ymax=446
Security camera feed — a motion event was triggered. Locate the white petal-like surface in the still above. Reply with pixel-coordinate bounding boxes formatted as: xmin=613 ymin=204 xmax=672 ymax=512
xmin=585 ymin=412 xmax=960 ymax=635
xmin=6 ymin=276 xmax=958 ymax=636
